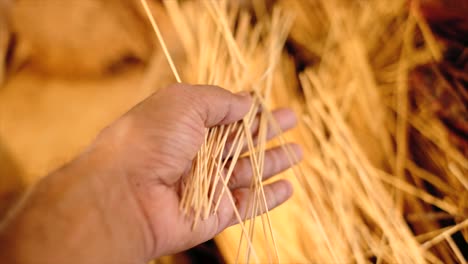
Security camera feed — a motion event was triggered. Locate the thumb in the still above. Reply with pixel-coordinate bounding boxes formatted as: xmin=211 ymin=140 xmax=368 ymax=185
xmin=172 ymin=84 xmax=252 ymax=127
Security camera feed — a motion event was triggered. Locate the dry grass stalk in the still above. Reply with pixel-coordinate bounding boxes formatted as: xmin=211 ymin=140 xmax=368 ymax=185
xmin=272 ymin=0 xmax=466 ymax=263
xmin=142 ymin=0 xmax=467 ymax=262
xmin=141 ymin=0 xmax=296 ymax=262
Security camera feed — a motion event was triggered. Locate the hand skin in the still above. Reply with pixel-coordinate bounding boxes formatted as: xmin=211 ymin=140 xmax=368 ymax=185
xmin=0 ymin=84 xmax=303 ymax=263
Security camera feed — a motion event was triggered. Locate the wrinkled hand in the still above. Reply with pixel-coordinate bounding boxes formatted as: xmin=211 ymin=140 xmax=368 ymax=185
xmin=106 ymin=84 xmax=302 ymax=258
xmin=0 ymin=84 xmax=302 ymax=264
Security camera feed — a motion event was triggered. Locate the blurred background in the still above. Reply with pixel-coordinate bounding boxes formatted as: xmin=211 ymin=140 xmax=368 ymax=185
xmin=0 ymin=0 xmax=466 ymax=263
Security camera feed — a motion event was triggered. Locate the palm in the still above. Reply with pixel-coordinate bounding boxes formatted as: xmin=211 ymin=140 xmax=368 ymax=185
xmin=117 ymin=84 xmax=301 ymax=257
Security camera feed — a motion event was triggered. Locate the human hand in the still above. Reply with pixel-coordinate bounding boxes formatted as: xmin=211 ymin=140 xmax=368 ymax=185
xmin=0 ymin=83 xmax=302 ymax=263
xmin=105 ymin=84 xmax=302 ymax=258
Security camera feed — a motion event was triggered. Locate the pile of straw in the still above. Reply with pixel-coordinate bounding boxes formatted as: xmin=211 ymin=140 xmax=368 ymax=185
xmin=278 ymin=0 xmax=467 ymax=262
xmin=141 ymin=0 xmax=467 ymax=263
xmin=1 ymin=0 xmax=465 ymax=263
xmin=142 ymin=1 xmax=299 ymax=262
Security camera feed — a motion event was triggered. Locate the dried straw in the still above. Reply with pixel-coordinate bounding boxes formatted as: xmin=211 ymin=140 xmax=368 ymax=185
xmin=141 ymin=0 xmax=296 ymax=262
xmin=142 ymin=0 xmax=467 ymax=263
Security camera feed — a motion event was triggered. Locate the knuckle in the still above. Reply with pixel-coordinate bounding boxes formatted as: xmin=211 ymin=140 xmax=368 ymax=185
xmin=227 ymin=168 xmax=237 ymax=189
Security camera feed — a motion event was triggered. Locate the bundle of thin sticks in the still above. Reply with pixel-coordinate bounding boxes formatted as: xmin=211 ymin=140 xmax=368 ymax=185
xmin=280 ymin=0 xmax=466 ymax=263
xmin=141 ymin=0 xmax=467 ymax=263
xmin=141 ymin=0 xmax=297 ymax=262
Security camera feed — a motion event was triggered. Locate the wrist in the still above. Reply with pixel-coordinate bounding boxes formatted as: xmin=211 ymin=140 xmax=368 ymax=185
xmin=0 ymin=126 xmax=154 ymax=263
